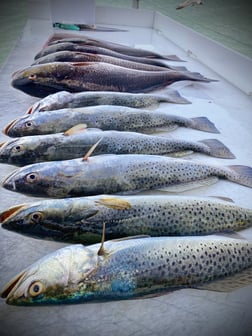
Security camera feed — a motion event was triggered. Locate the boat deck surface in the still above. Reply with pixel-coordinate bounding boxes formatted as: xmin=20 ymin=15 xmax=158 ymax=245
xmin=0 ymin=6 xmax=252 ymax=336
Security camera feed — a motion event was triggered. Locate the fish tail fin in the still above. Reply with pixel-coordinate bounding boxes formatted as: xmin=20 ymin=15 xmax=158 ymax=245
xmin=190 ymin=117 xmax=220 ymax=133
xmin=199 ymin=139 xmax=235 ymax=159
xmin=184 ymin=71 xmax=218 ymax=82
xmin=163 ymin=55 xmax=185 ymax=62
xmin=226 ymin=165 xmax=252 ymax=188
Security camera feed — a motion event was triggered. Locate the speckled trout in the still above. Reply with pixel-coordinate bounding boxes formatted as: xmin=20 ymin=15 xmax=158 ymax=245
xmin=2 ymin=154 xmax=252 ymax=198
xmin=1 ymin=236 xmax=252 ymax=305
xmin=11 ymin=62 xmax=216 ymax=98
xmin=26 ymin=89 xmax=190 ymax=115
xmin=4 ymin=105 xmax=219 ymax=137
xmin=1 ymin=195 xmax=251 ymax=244
xmin=0 ymin=126 xmax=234 ymax=166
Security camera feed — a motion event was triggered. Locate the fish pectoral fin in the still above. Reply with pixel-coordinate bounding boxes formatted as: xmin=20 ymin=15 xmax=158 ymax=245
xmin=95 ymin=197 xmax=132 ymax=210
xmin=193 ymin=267 xmax=252 ymax=292
xmin=157 ymin=176 xmax=219 ymax=193
xmin=64 ymin=124 xmax=87 ymax=136
xmin=167 ymin=150 xmax=194 ymax=158
xmin=83 ymin=138 xmax=103 ymax=161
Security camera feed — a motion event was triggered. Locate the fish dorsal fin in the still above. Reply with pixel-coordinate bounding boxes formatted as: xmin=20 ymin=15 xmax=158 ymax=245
xmin=82 ymin=138 xmax=103 ymax=161
xmin=71 ymin=62 xmax=93 ymax=67
xmin=64 ymin=124 xmax=87 ymax=136
xmin=193 ymin=266 xmax=252 ymax=292
xmin=209 ymin=196 xmax=235 ymax=203
xmin=110 ymin=235 xmax=150 ymax=242
xmin=95 ymin=197 xmax=131 ymax=210
xmin=97 ymin=222 xmax=108 ymax=256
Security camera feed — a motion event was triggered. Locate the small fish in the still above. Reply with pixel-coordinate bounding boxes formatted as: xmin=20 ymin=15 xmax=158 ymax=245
xmin=0 ymin=126 xmax=235 ymax=166
xmin=11 ymin=62 xmax=216 ymax=98
xmin=4 ymin=105 xmax=219 ymax=137
xmin=1 ymin=235 xmax=252 ymax=305
xmin=2 ymin=154 xmax=252 ymax=198
xmin=26 ymin=89 xmax=190 ymax=115
xmin=176 ymin=0 xmax=203 ymax=10
xmin=1 ymin=195 xmax=251 ymax=244
xmin=37 ymin=35 xmax=183 ymax=61
xmin=32 ymin=51 xmax=187 ymax=72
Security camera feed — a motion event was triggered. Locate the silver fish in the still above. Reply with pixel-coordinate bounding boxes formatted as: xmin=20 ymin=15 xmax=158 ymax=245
xmin=2 ymin=154 xmax=252 ymax=198
xmin=1 ymin=195 xmax=251 ymax=244
xmin=4 ymin=105 xmax=219 ymax=137
xmin=1 ymin=235 xmax=252 ymax=305
xmin=26 ymin=89 xmax=190 ymax=114
xmin=0 ymin=127 xmax=235 ymax=166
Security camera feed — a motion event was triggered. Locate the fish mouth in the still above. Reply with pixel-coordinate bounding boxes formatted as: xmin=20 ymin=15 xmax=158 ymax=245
xmin=2 ymin=170 xmax=19 ymax=191
xmin=1 ymin=270 xmax=26 ymax=300
xmin=3 ymin=118 xmax=19 ymax=136
xmin=0 ymin=204 xmax=28 ymax=225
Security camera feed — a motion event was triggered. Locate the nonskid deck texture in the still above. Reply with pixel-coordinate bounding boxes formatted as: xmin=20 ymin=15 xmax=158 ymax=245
xmin=0 ymin=4 xmax=252 ymax=336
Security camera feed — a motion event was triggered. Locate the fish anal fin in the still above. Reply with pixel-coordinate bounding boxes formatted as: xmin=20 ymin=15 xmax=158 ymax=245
xmin=95 ymin=197 xmax=132 ymax=210
xmin=209 ymin=196 xmax=235 ymax=203
xmin=64 ymin=124 xmax=87 ymax=136
xmin=194 ymin=267 xmax=252 ymax=292
xmin=168 ymin=150 xmax=194 ymax=158
xmin=157 ymin=176 xmax=219 ymax=193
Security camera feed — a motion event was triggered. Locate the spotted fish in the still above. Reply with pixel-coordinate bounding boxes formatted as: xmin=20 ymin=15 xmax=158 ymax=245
xmin=2 ymin=154 xmax=252 ymax=198
xmin=1 ymin=195 xmax=251 ymax=244
xmin=25 ymin=89 xmax=190 ymax=115
xmin=4 ymin=105 xmax=219 ymax=137
xmin=0 ymin=126 xmax=235 ymax=166
xmin=1 ymin=235 xmax=252 ymax=305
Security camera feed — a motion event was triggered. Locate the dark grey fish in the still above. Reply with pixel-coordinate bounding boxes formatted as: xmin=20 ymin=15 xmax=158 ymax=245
xmin=32 ymin=50 xmax=187 ymax=71
xmin=11 ymin=61 xmax=216 ymax=98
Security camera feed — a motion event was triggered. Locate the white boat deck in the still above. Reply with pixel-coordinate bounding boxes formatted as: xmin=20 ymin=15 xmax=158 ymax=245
xmin=0 ymin=5 xmax=252 ymax=336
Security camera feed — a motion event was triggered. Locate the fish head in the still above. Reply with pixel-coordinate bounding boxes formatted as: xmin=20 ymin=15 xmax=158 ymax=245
xmin=0 ymin=202 xmax=63 ymax=240
xmin=0 ymin=138 xmax=37 ymax=165
xmin=1 ymin=244 xmax=99 ymax=305
xmin=11 ymin=63 xmax=74 ymax=98
xmin=2 ymin=160 xmax=82 ymax=197
xmin=4 ymin=114 xmax=41 ymax=137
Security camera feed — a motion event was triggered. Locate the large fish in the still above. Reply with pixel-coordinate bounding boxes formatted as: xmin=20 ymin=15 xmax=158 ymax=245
xmin=11 ymin=62 xmax=216 ymax=98
xmin=2 ymin=154 xmax=252 ymax=198
xmin=34 ymin=43 xmax=182 ymax=68
xmin=4 ymin=105 xmax=219 ymax=137
xmin=37 ymin=35 xmax=183 ymax=60
xmin=1 ymin=235 xmax=252 ymax=305
xmin=32 ymin=51 xmax=187 ymax=72
xmin=0 ymin=126 xmax=235 ymax=166
xmin=26 ymin=89 xmax=190 ymax=115
xmin=1 ymin=195 xmax=251 ymax=243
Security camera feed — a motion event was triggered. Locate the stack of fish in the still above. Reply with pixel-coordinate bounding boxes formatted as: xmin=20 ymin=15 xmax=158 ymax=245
xmin=0 ymin=32 xmax=252 ymax=305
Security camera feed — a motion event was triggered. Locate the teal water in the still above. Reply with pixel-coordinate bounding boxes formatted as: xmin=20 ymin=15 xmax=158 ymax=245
xmin=0 ymin=0 xmax=251 ymax=69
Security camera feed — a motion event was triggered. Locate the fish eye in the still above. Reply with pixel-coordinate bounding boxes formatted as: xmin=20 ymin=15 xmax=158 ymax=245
xmin=25 ymin=121 xmax=33 ymax=128
xmin=28 ymin=281 xmax=45 ymax=297
xmin=29 ymin=212 xmax=43 ymax=224
xmin=26 ymin=172 xmax=39 ymax=183
xmin=28 ymin=74 xmax=37 ymax=80
xmin=13 ymin=144 xmax=24 ymax=153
